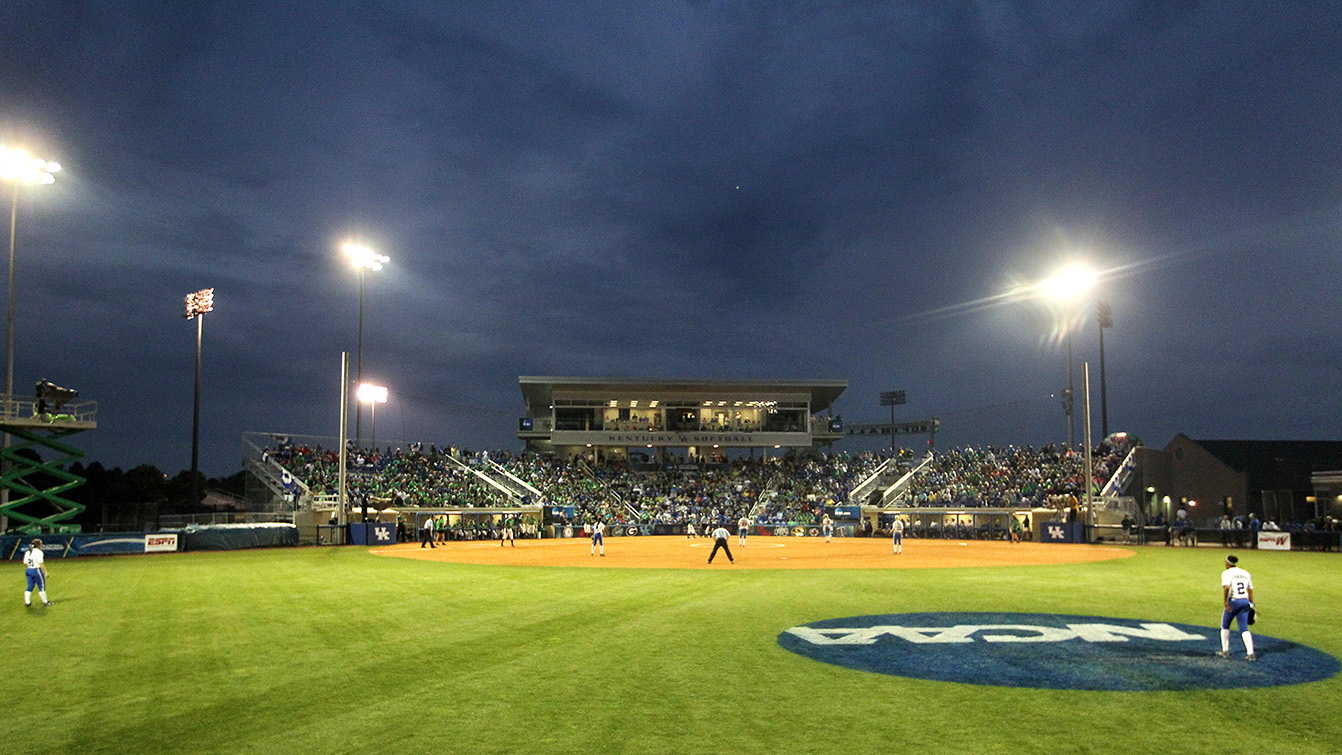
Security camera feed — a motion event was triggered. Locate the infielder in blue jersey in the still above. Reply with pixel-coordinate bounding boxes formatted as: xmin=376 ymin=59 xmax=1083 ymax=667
xmin=23 ymin=539 xmax=53 ymax=607
xmin=1217 ymin=554 xmax=1256 ymax=660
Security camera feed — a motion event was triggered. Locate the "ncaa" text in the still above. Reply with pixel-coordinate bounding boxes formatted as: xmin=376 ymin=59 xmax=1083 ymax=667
xmin=785 ymin=623 xmax=1205 ymax=645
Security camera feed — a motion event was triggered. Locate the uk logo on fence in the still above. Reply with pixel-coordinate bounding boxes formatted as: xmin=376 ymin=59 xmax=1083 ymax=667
xmin=778 ymin=612 xmax=1339 ymax=690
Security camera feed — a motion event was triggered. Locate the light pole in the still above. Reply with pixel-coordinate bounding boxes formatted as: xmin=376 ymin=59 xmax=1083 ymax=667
xmin=1097 ymin=300 xmax=1113 ymax=439
xmin=1037 ymin=264 xmax=1095 ymax=449
xmin=184 ymin=288 xmax=214 ymax=508
xmin=879 ymin=390 xmax=906 ymax=454
xmin=1 ymin=146 xmax=60 ymax=531
xmin=341 ymin=242 xmax=388 ymax=448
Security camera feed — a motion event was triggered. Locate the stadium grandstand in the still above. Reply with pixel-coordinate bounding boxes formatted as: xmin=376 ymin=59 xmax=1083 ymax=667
xmin=241 ymin=369 xmax=1146 ymax=544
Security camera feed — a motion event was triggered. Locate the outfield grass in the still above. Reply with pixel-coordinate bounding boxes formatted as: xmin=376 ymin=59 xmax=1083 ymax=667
xmin=4 ymin=542 xmax=1340 ymax=754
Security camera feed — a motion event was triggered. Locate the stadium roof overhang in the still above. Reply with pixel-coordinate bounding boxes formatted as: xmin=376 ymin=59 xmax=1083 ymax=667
xmin=519 ymin=376 xmax=848 ymax=414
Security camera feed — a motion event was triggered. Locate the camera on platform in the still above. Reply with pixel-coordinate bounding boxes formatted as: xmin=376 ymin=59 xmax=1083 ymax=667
xmin=35 ymin=379 xmax=78 ymax=413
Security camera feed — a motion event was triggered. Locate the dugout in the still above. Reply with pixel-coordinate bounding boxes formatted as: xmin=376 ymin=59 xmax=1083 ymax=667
xmin=407 ymin=507 xmax=541 ymax=541
xmin=874 ymin=509 xmax=1038 ymax=541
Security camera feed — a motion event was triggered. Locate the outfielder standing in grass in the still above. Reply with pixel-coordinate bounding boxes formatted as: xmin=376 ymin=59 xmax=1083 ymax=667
xmin=23 ymin=539 xmax=52 ymax=607
xmin=1217 ymin=554 xmax=1257 ymax=661
xmin=707 ymin=525 xmax=734 ymax=564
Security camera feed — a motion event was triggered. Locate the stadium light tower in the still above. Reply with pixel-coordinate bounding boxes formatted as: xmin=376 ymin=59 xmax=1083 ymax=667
xmin=356 ymin=382 xmax=388 ymax=449
xmin=1037 ymin=263 xmax=1095 ymax=449
xmin=1097 ymin=300 xmax=1114 ymax=438
xmin=1 ymin=145 xmax=60 ymax=418
xmin=1 ymin=145 xmax=60 ymax=530
xmin=184 ymin=288 xmax=215 ymax=509
xmin=342 ymin=241 xmax=388 ymax=447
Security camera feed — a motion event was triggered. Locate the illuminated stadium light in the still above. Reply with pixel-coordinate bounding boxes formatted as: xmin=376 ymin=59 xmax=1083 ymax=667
xmin=717 ymin=401 xmax=726 ymax=406
xmin=0 ymin=145 xmax=61 ymax=185
xmin=342 ymin=242 xmax=388 ymax=271
xmin=608 ymin=400 xmax=618 ymax=407
xmin=183 ymin=288 xmax=214 ymax=319
xmin=649 ymin=400 xmax=659 ymax=407
xmin=183 ymin=287 xmax=215 ymax=509
xmin=629 ymin=400 xmax=638 ymax=407
xmin=355 ymin=383 xmax=388 ymax=448
xmin=1036 ymin=263 xmax=1095 ymax=301
xmin=356 ymin=383 xmax=388 ymax=404
xmin=3 ymin=144 xmax=62 ymax=428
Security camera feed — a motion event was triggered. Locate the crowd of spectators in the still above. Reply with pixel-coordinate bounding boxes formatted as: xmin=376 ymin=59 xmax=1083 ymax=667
xmin=267 ymin=437 xmax=1139 ymax=529
xmin=268 ymin=443 xmax=520 ymax=509
xmin=898 ymin=437 xmax=1134 ymax=510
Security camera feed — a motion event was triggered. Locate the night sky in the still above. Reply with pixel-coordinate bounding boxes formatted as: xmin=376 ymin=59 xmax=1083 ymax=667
xmin=2 ymin=1 xmax=1339 ymax=477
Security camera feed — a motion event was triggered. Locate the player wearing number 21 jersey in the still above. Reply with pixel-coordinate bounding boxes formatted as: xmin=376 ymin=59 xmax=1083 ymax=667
xmin=23 ymin=539 xmax=52 ymax=607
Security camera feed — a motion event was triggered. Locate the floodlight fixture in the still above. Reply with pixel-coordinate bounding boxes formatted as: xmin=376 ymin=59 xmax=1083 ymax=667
xmin=342 ymin=242 xmax=389 ymax=271
xmin=183 ymin=288 xmax=215 ymax=319
xmin=1037 ymin=263 xmax=1096 ymax=301
xmin=0 ymin=146 xmax=61 ymax=185
xmin=356 ymin=383 xmax=388 ymax=404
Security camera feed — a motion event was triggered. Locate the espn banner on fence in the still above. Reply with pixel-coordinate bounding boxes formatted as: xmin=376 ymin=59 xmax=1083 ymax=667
xmin=3 ymin=533 xmax=181 ymax=559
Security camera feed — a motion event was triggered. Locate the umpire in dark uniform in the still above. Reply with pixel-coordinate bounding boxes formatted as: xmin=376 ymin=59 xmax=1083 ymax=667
xmin=708 ymin=525 xmax=734 ymax=564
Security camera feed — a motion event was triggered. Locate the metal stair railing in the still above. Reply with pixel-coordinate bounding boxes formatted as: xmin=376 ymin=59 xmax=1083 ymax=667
xmin=484 ymin=458 xmax=545 ymax=500
xmin=749 ymin=470 xmax=784 ymax=521
xmin=241 ymin=434 xmax=311 ymax=504
xmin=881 ymin=453 xmax=935 ymax=508
xmin=1101 ymin=447 xmax=1138 ymax=497
xmin=848 ymin=456 xmax=896 ymax=505
xmin=577 ymin=461 xmax=639 ymax=520
xmin=443 ymin=454 xmax=522 ymax=505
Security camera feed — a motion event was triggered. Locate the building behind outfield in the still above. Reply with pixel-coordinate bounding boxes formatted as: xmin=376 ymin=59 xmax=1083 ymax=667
xmin=516 ymin=376 xmax=847 ymax=463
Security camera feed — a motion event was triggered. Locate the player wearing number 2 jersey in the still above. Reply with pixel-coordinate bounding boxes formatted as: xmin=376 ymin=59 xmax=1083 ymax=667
xmin=1218 ymin=554 xmax=1256 ymax=661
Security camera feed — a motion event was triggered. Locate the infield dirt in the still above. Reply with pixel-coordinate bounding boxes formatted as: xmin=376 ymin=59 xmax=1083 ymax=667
xmin=372 ymin=535 xmax=1134 ymax=570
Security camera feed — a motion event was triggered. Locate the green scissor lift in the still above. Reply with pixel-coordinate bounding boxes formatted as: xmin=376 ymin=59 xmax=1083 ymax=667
xmin=1 ymin=396 xmax=96 ymax=534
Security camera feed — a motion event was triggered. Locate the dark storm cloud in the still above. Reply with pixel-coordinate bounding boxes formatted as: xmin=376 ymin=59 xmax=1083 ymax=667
xmin=1 ymin=0 xmax=1338 ymax=475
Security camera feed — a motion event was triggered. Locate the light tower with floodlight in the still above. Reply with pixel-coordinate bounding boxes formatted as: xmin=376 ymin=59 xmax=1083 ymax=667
xmin=1037 ymin=263 xmax=1096 ymax=449
xmin=184 ymin=288 xmax=215 ymax=509
xmin=342 ymin=242 xmax=388 ymax=447
xmin=1 ymin=145 xmax=60 ymax=419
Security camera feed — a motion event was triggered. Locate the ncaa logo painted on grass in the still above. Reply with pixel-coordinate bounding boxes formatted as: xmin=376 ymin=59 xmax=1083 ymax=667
xmin=778 ymin=612 xmax=1339 ymax=691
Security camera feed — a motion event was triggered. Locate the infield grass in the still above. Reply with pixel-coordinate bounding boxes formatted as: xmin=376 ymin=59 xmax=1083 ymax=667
xmin=4 ymin=542 xmax=1340 ymax=754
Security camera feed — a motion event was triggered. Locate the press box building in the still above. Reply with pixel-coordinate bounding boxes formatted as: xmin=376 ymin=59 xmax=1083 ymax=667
xmin=516 ymin=376 xmax=847 ymax=462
